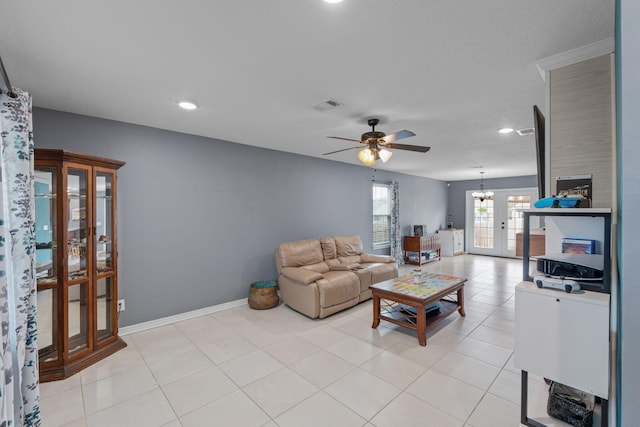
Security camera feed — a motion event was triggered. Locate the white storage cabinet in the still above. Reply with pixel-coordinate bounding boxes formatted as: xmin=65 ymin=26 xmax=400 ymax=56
xmin=439 ymin=229 xmax=464 ymax=256
xmin=515 ymin=282 xmax=609 ymax=398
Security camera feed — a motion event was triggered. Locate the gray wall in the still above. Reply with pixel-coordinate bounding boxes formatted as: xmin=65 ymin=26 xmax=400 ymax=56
xmin=617 ymin=0 xmax=640 ymax=423
xmin=446 ymin=175 xmax=538 ymax=229
xmin=33 ymin=108 xmax=447 ymax=326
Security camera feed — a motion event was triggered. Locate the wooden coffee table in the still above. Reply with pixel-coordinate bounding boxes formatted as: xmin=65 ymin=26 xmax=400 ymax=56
xmin=369 ymin=273 xmax=466 ymax=346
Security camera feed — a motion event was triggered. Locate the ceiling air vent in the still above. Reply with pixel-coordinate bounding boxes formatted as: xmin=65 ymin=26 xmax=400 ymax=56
xmin=312 ymin=98 xmax=342 ymax=111
xmin=516 ymin=128 xmax=535 ymax=136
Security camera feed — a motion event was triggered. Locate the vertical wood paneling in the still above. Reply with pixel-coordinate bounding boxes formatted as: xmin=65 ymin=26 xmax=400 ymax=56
xmin=550 ymin=54 xmax=613 ymax=208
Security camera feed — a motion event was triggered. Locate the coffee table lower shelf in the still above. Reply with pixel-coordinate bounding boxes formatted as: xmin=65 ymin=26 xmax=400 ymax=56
xmin=380 ymin=298 xmax=459 ymax=330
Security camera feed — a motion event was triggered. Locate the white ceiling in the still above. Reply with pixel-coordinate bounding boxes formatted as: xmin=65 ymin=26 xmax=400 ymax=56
xmin=0 ymin=0 xmax=614 ymax=181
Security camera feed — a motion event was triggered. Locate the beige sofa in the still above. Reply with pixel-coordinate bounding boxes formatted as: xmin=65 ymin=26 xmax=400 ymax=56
xmin=274 ymin=235 xmax=398 ymax=319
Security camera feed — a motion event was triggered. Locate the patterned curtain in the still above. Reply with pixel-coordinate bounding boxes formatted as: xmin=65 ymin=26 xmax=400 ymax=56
xmin=389 ymin=180 xmax=403 ymax=264
xmin=0 ymin=88 xmax=40 ymax=426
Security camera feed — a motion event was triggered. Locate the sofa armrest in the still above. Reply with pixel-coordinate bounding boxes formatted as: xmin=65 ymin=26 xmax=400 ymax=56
xmin=361 ymin=254 xmax=395 ymax=263
xmin=330 ymin=263 xmax=361 ymax=271
xmin=281 ymin=267 xmax=323 ymax=285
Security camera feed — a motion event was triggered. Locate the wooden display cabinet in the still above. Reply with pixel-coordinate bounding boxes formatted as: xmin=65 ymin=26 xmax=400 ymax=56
xmin=35 ymin=149 xmax=126 ymax=382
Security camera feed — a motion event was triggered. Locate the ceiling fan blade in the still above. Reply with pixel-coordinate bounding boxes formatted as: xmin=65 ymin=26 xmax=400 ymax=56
xmin=386 ymin=143 xmax=431 ymax=153
xmin=380 ymin=130 xmax=415 ymax=143
xmin=323 ymin=146 xmax=361 ymax=155
xmin=327 ymin=136 xmax=363 ymax=143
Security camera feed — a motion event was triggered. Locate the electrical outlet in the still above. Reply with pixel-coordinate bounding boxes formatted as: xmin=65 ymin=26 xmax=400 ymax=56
xmin=118 ymin=299 xmax=125 ymax=311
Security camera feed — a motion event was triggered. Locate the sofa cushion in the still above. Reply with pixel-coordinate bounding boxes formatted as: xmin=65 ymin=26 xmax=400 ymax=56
xmin=361 ymin=254 xmax=395 ymax=264
xmin=319 ymin=237 xmax=337 ymax=260
xmin=276 ymin=239 xmax=324 ymax=269
xmin=353 ymin=268 xmax=372 ymax=293
xmin=338 ymin=255 xmax=362 ymax=265
xmin=325 ymin=258 xmax=340 ymax=268
xmin=335 ymin=235 xmax=363 ymax=257
xmin=362 ymin=262 xmax=398 ymax=283
xmin=316 ymin=271 xmax=359 ymax=307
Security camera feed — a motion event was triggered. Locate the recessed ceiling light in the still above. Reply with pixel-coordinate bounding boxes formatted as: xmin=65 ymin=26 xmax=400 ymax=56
xmin=323 ymin=0 xmax=343 ymax=3
xmin=498 ymin=127 xmax=514 ymax=134
xmin=178 ymin=101 xmax=197 ymax=110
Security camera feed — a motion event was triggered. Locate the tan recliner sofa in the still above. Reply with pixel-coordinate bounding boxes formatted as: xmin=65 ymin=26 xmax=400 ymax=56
xmin=274 ymin=235 xmax=398 ymax=319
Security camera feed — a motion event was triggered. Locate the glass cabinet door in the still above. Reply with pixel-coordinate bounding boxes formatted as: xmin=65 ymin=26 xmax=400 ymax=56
xmin=35 ymin=167 xmax=59 ymax=363
xmin=95 ymin=171 xmax=116 ymax=342
xmin=95 ymin=172 xmax=114 ymax=274
xmin=68 ymin=282 xmax=89 ymax=355
xmin=67 ymin=168 xmax=90 ymax=355
xmin=67 ymin=169 xmax=88 ymax=280
xmin=96 ymin=277 xmax=114 ymax=341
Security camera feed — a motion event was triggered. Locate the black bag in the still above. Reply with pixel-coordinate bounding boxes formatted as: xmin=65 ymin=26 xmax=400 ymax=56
xmin=547 ymin=381 xmax=595 ymax=427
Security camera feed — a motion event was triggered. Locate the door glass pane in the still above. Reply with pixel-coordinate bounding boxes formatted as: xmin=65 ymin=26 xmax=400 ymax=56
xmin=96 ymin=277 xmax=114 ymax=341
xmin=68 ymin=282 xmax=89 ymax=355
xmin=507 ymin=195 xmax=532 ymax=251
xmin=68 ymin=169 xmax=88 ymax=280
xmin=473 ymin=199 xmax=494 ymax=248
xmin=37 ymin=289 xmax=58 ymax=362
xmin=35 ymin=168 xmax=58 ymax=285
xmin=96 ymin=172 xmax=114 ymax=273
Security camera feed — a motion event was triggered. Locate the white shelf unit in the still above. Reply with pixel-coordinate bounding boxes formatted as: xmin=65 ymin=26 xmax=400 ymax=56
xmin=521 ymin=208 xmax=612 ymax=293
xmin=516 ymin=208 xmax=612 ymax=427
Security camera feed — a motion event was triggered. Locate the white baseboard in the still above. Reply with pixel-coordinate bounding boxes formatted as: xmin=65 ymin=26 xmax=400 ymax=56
xmin=119 ymin=298 xmax=247 ymax=336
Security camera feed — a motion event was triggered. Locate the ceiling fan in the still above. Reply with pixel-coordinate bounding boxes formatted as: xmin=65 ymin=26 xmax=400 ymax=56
xmin=323 ymin=118 xmax=431 ymax=165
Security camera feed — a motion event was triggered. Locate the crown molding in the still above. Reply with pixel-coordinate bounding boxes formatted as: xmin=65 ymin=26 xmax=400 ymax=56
xmin=536 ymin=38 xmax=615 ymax=81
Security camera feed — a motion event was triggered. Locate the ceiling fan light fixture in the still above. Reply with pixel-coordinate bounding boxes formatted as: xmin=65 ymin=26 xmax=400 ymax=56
xmin=378 ymin=148 xmax=393 ymax=163
xmin=324 ymin=118 xmax=429 ymax=164
xmin=357 ymin=148 xmax=376 ymax=165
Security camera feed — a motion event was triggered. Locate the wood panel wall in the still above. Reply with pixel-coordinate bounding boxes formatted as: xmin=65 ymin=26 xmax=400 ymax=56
xmin=550 ymin=54 xmax=614 ymax=208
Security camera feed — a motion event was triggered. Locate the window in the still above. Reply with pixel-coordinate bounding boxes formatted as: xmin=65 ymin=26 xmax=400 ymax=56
xmin=373 ymin=182 xmax=391 ymax=247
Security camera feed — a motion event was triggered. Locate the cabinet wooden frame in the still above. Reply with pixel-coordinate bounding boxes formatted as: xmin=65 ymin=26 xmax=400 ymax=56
xmin=403 ymin=235 xmax=441 ymax=266
xmin=35 ymin=149 xmax=126 ymax=382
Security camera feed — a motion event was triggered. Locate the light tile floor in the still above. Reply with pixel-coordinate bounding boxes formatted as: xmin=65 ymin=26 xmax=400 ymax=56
xmin=39 ymin=255 xmax=573 ymax=427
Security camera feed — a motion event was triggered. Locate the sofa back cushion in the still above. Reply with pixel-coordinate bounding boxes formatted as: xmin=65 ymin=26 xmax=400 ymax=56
xmin=338 ymin=255 xmax=362 ymax=265
xmin=319 ymin=237 xmax=337 ymax=260
xmin=335 ymin=235 xmax=363 ymax=257
xmin=276 ymin=239 xmax=324 ymax=270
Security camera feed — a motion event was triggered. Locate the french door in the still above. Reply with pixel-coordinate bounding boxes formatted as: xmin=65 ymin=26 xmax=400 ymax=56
xmin=465 ymin=188 xmax=538 ymax=258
